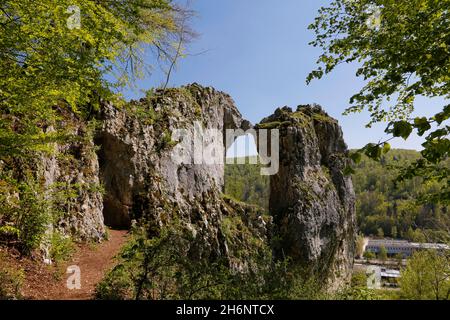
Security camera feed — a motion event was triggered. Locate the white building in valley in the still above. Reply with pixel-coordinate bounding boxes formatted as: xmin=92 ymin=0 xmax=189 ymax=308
xmin=364 ymin=239 xmax=450 ymax=257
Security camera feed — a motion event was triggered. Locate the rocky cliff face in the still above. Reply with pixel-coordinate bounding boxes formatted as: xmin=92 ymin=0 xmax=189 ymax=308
xmin=1 ymin=84 xmax=355 ymax=288
xmin=0 ymin=115 xmax=107 ymax=244
xmin=93 ymin=89 xmax=356 ymax=287
xmin=96 ymin=85 xmax=248 ymax=228
xmin=95 ymin=84 xmax=264 ymax=262
xmin=257 ymin=105 xmax=356 ymax=289
xmin=43 ymin=123 xmax=106 ymax=242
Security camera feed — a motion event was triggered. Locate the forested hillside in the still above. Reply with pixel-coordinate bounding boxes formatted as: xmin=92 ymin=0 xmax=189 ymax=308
xmin=224 ymin=157 xmax=269 ymax=210
xmin=225 ymin=150 xmax=450 ymax=243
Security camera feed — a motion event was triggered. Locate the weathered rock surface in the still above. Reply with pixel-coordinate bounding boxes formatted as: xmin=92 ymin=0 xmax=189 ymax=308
xmin=257 ymin=105 xmax=356 ymax=289
xmin=4 ymin=119 xmax=106 ymax=243
xmin=95 ymin=85 xmax=247 ymax=223
xmin=95 ymin=89 xmax=356 ymax=287
xmin=1 ymin=84 xmax=356 ymax=286
xmin=46 ymin=125 xmax=106 ymax=242
xmin=95 ymin=84 xmax=265 ymax=261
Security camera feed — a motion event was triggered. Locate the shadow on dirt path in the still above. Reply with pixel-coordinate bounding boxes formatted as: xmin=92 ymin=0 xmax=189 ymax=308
xmin=23 ymin=229 xmax=129 ymax=300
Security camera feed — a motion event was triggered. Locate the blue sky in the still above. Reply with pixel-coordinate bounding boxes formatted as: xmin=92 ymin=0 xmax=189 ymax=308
xmin=123 ymin=0 xmax=444 ymax=152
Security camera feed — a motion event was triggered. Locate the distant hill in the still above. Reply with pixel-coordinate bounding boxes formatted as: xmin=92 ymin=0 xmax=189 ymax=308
xmin=224 ymin=156 xmax=269 ymax=210
xmin=225 ymin=150 xmax=450 ymax=243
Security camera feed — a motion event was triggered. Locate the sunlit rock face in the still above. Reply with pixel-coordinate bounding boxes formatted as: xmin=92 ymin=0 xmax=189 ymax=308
xmin=57 ymin=87 xmax=355 ymax=285
xmin=258 ymin=105 xmax=356 ymax=290
xmin=95 ymin=84 xmax=266 ymax=263
xmin=95 ymin=84 xmax=250 ymax=229
xmin=8 ymin=84 xmax=355 ymax=281
xmin=31 ymin=120 xmax=106 ymax=242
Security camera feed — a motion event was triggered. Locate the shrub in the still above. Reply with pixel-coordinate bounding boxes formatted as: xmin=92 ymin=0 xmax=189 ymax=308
xmin=351 ymin=270 xmax=368 ymax=288
xmin=363 ymin=251 xmax=376 ymax=260
xmin=0 ymin=174 xmax=81 ymax=257
xmin=49 ymin=231 xmax=75 ymax=264
xmin=334 ymin=286 xmax=382 ymax=300
xmin=0 ymin=262 xmax=24 ymax=300
xmin=95 ymin=219 xmax=330 ymax=300
xmin=0 ymin=176 xmax=53 ymax=255
xmin=95 ymin=264 xmax=134 ymax=300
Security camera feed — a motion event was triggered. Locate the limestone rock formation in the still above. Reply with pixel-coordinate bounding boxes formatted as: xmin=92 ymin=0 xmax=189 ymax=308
xmin=3 ymin=118 xmax=106 ymax=243
xmin=96 ymin=84 xmax=247 ymax=224
xmin=257 ymin=105 xmax=356 ymax=289
xmin=95 ymin=88 xmax=356 ymax=287
xmin=45 ymin=125 xmax=106 ymax=242
xmin=95 ymin=84 xmax=266 ymax=261
xmin=1 ymin=83 xmax=355 ymax=288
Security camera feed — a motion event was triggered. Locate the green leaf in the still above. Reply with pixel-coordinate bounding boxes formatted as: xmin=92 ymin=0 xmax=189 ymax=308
xmin=364 ymin=143 xmax=382 ymax=161
xmin=349 ymin=151 xmax=362 ymax=164
xmin=307 ymin=0 xmax=450 ymax=203
xmin=426 ymin=128 xmax=449 ymax=141
xmin=343 ymin=165 xmax=356 ymax=176
xmin=413 ymin=117 xmax=432 ymax=136
xmin=382 ymin=142 xmax=391 ymax=154
xmin=434 ymin=104 xmax=450 ymax=125
xmin=388 ymin=121 xmax=413 ymax=140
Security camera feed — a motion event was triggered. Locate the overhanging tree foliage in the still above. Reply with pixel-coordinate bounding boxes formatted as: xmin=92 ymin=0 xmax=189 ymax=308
xmin=0 ymin=0 xmax=190 ymax=157
xmin=308 ymin=0 xmax=450 ymax=204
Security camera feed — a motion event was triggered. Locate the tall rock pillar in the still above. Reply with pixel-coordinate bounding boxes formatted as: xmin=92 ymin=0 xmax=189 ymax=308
xmin=258 ymin=105 xmax=356 ymax=289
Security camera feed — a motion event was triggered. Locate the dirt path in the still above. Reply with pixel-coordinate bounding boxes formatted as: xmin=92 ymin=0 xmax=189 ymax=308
xmin=23 ymin=229 xmax=129 ymax=300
